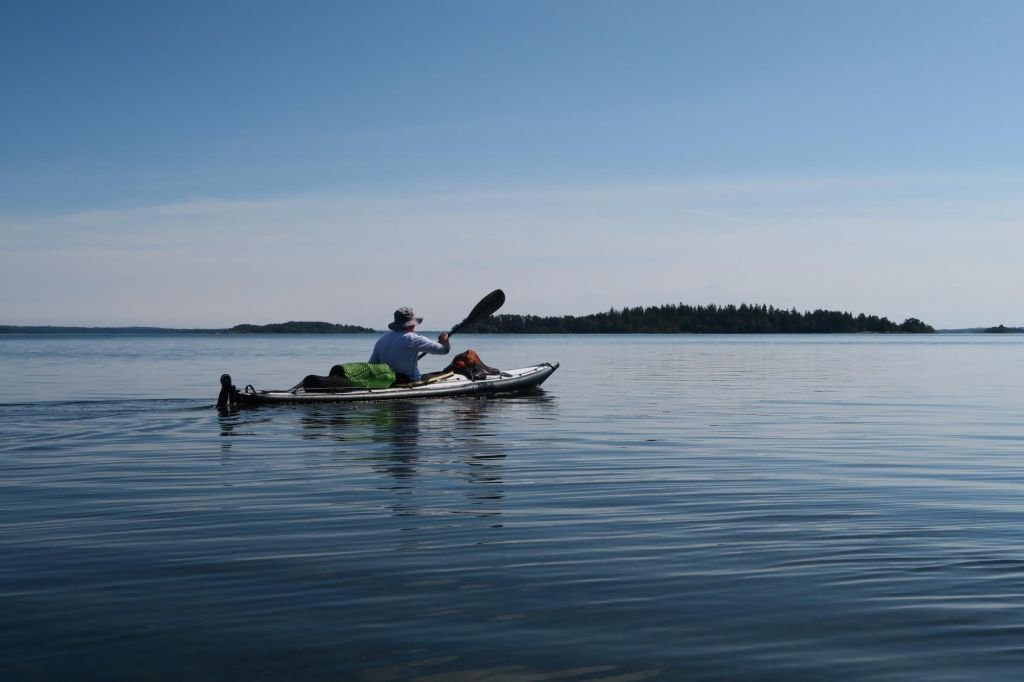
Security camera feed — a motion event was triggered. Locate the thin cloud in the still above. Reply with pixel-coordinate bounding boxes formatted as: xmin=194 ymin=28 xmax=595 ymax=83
xmin=2 ymin=173 xmax=1022 ymax=328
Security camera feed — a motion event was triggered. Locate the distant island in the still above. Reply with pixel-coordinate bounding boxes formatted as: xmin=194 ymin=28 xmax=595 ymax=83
xmin=226 ymin=321 xmax=375 ymax=334
xmin=983 ymin=325 xmax=1024 ymax=333
xmin=463 ymin=303 xmax=936 ymax=334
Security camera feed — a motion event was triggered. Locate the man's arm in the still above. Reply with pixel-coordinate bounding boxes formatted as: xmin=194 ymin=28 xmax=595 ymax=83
xmin=413 ymin=333 xmax=450 ymax=355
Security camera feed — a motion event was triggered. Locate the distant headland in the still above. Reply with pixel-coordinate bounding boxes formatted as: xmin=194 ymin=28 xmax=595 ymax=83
xmin=0 ymin=321 xmax=376 ymax=335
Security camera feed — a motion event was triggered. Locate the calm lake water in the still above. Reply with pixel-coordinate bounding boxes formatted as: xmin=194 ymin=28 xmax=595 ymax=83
xmin=2 ymin=333 xmax=1023 ymax=681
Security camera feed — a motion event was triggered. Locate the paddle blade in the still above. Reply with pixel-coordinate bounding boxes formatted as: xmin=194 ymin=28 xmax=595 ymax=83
xmin=452 ymin=289 xmax=505 ymax=333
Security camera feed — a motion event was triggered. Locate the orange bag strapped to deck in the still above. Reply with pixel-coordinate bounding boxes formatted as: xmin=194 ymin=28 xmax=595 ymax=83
xmin=445 ymin=349 xmax=501 ymax=381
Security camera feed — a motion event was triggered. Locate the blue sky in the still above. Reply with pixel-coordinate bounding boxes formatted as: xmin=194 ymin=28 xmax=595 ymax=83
xmin=2 ymin=1 xmax=1022 ymax=328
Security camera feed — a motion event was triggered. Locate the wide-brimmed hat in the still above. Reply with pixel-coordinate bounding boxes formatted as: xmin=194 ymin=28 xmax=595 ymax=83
xmin=388 ymin=306 xmax=423 ymax=331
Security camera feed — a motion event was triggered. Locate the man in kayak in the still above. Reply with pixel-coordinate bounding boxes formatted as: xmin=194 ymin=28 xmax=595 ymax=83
xmin=369 ymin=306 xmax=450 ymax=383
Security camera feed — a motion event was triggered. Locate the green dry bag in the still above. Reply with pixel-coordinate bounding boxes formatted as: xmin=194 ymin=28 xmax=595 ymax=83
xmin=338 ymin=362 xmax=396 ymax=388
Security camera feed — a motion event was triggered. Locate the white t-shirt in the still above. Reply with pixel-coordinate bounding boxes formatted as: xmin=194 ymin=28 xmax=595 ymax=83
xmin=369 ymin=330 xmax=449 ymax=381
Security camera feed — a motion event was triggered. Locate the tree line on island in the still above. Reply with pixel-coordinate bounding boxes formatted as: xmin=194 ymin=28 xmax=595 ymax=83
xmin=462 ymin=303 xmax=935 ymax=334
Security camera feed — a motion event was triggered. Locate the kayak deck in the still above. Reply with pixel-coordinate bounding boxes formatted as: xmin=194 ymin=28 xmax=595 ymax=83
xmin=218 ymin=362 xmax=558 ymax=407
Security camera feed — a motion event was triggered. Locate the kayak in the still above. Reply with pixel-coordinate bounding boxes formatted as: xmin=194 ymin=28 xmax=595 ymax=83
xmin=217 ymin=362 xmax=559 ymax=407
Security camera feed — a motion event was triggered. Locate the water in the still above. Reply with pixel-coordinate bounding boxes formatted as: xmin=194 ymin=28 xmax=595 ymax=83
xmin=2 ymin=333 xmax=1024 ymax=680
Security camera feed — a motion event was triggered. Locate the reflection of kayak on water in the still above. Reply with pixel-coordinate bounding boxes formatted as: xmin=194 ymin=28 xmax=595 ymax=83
xmin=217 ymin=362 xmax=559 ymax=407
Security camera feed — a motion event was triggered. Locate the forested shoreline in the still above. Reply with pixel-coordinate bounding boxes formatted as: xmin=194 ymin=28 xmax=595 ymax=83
xmin=463 ymin=304 xmax=935 ymax=334
xmin=1 ymin=305 xmax=940 ymax=334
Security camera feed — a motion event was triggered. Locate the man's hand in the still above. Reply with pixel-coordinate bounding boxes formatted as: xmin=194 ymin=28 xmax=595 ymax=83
xmin=438 ymin=332 xmax=450 ymax=348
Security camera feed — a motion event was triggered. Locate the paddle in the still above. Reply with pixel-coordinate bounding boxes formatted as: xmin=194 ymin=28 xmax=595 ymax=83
xmin=418 ymin=289 xmax=505 ymax=359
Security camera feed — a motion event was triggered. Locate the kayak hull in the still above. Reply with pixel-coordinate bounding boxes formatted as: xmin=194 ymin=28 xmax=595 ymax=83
xmin=219 ymin=362 xmax=558 ymax=407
